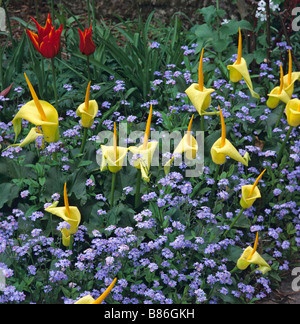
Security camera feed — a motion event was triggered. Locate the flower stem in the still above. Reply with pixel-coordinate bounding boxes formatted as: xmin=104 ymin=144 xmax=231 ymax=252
xmin=80 ymin=127 xmax=88 ymax=154
xmin=135 ymin=169 xmax=142 ymax=209
xmin=110 ymin=172 xmax=117 ymax=207
xmin=51 ymin=58 xmax=59 ymax=111
xmin=87 ymin=55 xmax=91 ymax=81
xmin=275 ymin=104 xmax=285 ymax=128
xmin=223 ymin=208 xmax=245 ymax=237
xmin=276 ymin=126 xmax=294 ymax=163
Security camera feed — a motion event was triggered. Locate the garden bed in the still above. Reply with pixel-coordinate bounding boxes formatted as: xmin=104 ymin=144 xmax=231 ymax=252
xmin=0 ymin=0 xmax=299 ymax=305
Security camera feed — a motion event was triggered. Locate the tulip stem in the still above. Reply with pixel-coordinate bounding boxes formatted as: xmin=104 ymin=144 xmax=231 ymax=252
xmin=223 ymin=208 xmax=245 ymax=237
xmin=51 ymin=58 xmax=59 ymax=111
xmin=80 ymin=128 xmax=88 ymax=154
xmin=87 ymin=55 xmax=91 ymax=82
xmin=276 ymin=126 xmax=294 ymax=163
xmin=135 ymin=169 xmax=142 ymax=209
xmin=110 ymin=173 xmax=117 ymax=207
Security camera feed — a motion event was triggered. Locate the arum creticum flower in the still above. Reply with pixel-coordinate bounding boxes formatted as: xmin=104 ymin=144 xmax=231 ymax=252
xmin=237 ymin=232 xmax=271 ymax=275
xmin=100 ymin=122 xmax=128 ymax=174
xmin=45 ymin=183 xmax=81 ymax=247
xmin=78 ymin=25 xmax=96 ymax=56
xmin=285 ymin=98 xmax=300 ymax=127
xmin=12 ymin=73 xmax=59 ymax=147
xmin=74 ymin=278 xmax=117 ymax=304
xmin=240 ymin=169 xmax=266 ymax=209
xmin=26 ymin=13 xmax=63 ymax=59
xmin=267 ymin=63 xmax=290 ymax=109
xmin=129 ymin=105 xmax=158 ymax=182
xmin=227 ymin=28 xmax=260 ymax=99
xmin=76 ymin=81 xmax=99 ymax=128
xmin=185 ymin=49 xmax=216 ymax=116
xmin=211 ymin=106 xmax=249 ymax=166
xmin=164 ymin=115 xmax=198 ymax=175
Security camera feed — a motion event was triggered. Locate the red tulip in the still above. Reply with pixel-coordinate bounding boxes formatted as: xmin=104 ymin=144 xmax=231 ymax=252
xmin=78 ymin=25 xmax=96 ymax=56
xmin=26 ymin=14 xmax=63 ymax=59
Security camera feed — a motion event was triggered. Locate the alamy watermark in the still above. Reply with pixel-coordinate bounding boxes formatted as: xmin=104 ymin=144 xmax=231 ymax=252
xmin=95 ymin=124 xmax=205 ymax=178
xmin=0 ymin=267 xmax=5 ymax=292
xmin=292 ymin=7 xmax=300 ymax=31
xmin=291 ymin=267 xmax=300 ymax=292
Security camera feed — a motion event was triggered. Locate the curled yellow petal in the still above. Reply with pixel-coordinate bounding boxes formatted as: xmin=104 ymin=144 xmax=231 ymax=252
xmin=76 ymin=100 xmax=99 ymax=128
xmin=227 ymin=58 xmax=260 ymax=99
xmin=6 ymin=127 xmax=43 ymax=149
xmin=100 ymin=145 xmax=129 ymax=174
xmin=164 ymin=134 xmax=198 ymax=175
xmin=45 ymin=201 xmax=81 ymax=247
xmin=237 ymin=232 xmax=271 ymax=275
xmin=185 ymin=83 xmax=215 ymax=115
xmin=129 ymin=141 xmax=158 ymax=182
xmin=24 ymin=73 xmax=48 ymax=122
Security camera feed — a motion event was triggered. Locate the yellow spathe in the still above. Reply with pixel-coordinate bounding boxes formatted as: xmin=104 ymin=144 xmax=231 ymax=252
xmin=12 ymin=74 xmax=59 ymax=145
xmin=237 ymin=233 xmax=271 ymax=275
xmin=45 ymin=183 xmax=81 ymax=247
xmin=185 ymin=84 xmax=215 ymax=115
xmin=129 ymin=141 xmax=158 ymax=182
xmin=8 ymin=127 xmax=43 ymax=148
xmin=76 ymin=81 xmax=99 ymax=128
xmin=74 ymin=278 xmax=117 ymax=304
xmin=100 ymin=146 xmax=129 ymax=174
xmin=211 ymin=107 xmax=249 ymax=166
xmin=185 ymin=49 xmax=216 ymax=115
xmin=227 ymin=29 xmax=260 ymax=99
xmin=240 ymin=169 xmax=266 ymax=209
xmin=240 ymin=185 xmax=261 ymax=209
xmin=285 ymin=98 xmax=300 ymax=127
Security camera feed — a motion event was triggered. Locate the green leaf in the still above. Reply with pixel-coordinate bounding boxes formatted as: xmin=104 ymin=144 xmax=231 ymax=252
xmin=0 ymin=183 xmax=20 ymax=209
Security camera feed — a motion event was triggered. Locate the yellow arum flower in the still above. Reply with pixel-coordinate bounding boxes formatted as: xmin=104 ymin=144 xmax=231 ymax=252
xmin=227 ymin=29 xmax=260 ymax=99
xmin=285 ymin=98 xmax=300 ymax=127
xmin=237 ymin=232 xmax=271 ymax=275
xmin=164 ymin=115 xmax=198 ymax=175
xmin=129 ymin=105 xmax=158 ymax=182
xmin=240 ymin=169 xmax=266 ymax=209
xmin=100 ymin=122 xmax=128 ymax=174
xmin=45 ymin=183 xmax=81 ymax=247
xmin=76 ymin=81 xmax=99 ymax=128
xmin=185 ymin=49 xmax=215 ymax=115
xmin=267 ymin=63 xmax=290 ymax=109
xmin=12 ymin=73 xmax=59 ymax=145
xmin=211 ymin=106 xmax=249 ymax=166
xmin=74 ymin=278 xmax=117 ymax=304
